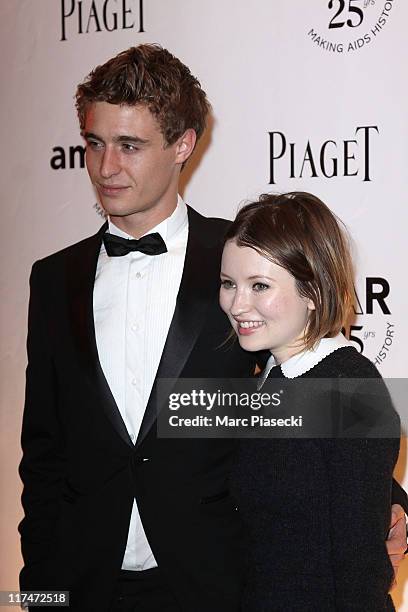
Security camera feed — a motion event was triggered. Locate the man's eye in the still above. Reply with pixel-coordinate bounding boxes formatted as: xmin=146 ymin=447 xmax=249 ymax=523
xmin=122 ymin=143 xmax=138 ymax=152
xmin=253 ymin=282 xmax=269 ymax=292
xmin=220 ymin=279 xmax=235 ymax=289
xmin=86 ymin=140 xmax=103 ymax=150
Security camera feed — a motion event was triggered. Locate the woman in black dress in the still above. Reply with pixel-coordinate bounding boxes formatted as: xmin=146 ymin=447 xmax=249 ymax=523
xmin=219 ymin=192 xmax=399 ymax=611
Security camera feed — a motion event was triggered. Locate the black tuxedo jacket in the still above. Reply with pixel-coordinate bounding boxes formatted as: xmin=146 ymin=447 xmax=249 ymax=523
xmin=19 ymin=207 xmax=257 ymax=612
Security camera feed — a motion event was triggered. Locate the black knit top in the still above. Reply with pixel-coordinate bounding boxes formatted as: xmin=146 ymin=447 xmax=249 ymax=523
xmin=231 ymin=346 xmax=399 ymax=611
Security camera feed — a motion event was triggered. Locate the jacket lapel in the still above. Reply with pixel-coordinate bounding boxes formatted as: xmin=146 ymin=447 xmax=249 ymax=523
xmin=66 ymin=222 xmax=134 ymax=449
xmin=136 ymin=206 xmax=224 ymax=446
xmin=66 ymin=208 xmax=225 ymax=450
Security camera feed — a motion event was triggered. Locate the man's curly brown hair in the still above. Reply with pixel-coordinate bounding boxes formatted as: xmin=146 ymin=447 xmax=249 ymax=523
xmin=75 ymin=44 xmax=210 ymax=146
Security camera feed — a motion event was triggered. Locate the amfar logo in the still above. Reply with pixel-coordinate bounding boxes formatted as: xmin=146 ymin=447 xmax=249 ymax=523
xmin=344 ymin=277 xmax=395 ymax=366
xmin=50 ymin=145 xmax=85 ymax=169
xmin=60 ymin=0 xmax=145 ymax=41
xmin=268 ymin=125 xmax=378 ymax=184
xmin=49 ymin=145 xmax=107 ymax=218
xmin=307 ymin=0 xmax=395 ymax=54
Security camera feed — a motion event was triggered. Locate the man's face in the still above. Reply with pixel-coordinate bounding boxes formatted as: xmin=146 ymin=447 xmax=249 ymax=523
xmin=84 ymin=102 xmax=192 ymax=231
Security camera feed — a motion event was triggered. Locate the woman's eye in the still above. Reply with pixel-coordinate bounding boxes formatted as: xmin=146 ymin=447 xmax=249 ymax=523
xmin=253 ymin=282 xmax=269 ymax=292
xmin=220 ymin=279 xmax=235 ymax=289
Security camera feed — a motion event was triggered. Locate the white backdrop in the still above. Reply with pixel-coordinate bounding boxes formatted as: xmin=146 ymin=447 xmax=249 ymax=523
xmin=1 ymin=0 xmax=407 ymax=608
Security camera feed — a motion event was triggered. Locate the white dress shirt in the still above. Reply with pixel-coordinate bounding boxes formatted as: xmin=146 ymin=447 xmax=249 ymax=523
xmin=93 ymin=196 xmax=188 ymax=570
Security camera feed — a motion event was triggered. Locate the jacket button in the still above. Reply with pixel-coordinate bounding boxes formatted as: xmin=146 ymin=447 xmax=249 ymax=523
xmin=133 ymin=456 xmax=150 ymax=466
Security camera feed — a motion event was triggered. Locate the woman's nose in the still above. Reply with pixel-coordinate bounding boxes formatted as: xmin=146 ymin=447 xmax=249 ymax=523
xmin=230 ymin=289 xmax=251 ymax=316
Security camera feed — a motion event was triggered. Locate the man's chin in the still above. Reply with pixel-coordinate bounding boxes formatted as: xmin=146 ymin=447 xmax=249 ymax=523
xmin=102 ymin=205 xmax=139 ymax=218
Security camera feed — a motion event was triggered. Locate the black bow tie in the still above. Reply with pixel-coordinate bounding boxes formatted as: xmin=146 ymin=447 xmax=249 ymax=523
xmin=102 ymin=232 xmax=167 ymax=257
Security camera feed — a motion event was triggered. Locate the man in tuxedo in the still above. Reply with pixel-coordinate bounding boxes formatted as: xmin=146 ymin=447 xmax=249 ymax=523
xmin=19 ymin=44 xmax=407 ymax=612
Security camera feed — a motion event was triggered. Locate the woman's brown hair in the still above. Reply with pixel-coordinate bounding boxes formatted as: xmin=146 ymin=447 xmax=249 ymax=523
xmin=225 ymin=192 xmax=355 ymax=350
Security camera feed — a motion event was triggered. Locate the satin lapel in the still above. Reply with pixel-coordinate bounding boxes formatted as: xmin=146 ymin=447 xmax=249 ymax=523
xmin=66 ymin=222 xmax=133 ymax=449
xmin=136 ymin=207 xmax=224 ymax=446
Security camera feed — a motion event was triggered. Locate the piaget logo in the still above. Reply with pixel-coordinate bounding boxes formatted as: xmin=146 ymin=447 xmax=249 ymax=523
xmin=307 ymin=0 xmax=395 ymax=54
xmin=60 ymin=0 xmax=145 ymax=41
xmin=268 ymin=126 xmax=378 ymax=185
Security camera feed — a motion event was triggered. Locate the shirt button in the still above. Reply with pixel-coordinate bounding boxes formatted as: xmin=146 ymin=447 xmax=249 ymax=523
xmin=131 ymin=378 xmax=137 ymax=386
xmin=130 ymin=434 xmax=135 ymax=441
xmin=131 ymin=323 xmax=139 ymax=332
xmin=135 ymin=272 xmax=142 ymax=279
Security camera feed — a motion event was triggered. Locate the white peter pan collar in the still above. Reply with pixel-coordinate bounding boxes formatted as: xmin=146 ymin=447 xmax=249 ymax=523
xmin=259 ymin=333 xmax=352 ymax=386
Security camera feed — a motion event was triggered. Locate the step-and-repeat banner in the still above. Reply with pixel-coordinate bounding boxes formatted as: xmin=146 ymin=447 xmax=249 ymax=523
xmin=1 ymin=1 xmax=407 ymax=608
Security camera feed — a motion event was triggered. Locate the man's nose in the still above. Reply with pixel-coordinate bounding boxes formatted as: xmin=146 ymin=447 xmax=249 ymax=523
xmin=100 ymin=147 xmax=120 ymax=178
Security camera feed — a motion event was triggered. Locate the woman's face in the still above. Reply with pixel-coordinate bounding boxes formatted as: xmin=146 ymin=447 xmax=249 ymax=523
xmin=219 ymin=240 xmax=315 ymax=363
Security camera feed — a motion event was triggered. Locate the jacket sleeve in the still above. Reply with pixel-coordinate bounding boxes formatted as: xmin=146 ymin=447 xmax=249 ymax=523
xmin=391 ymin=478 xmax=408 ymax=514
xmin=19 ymin=262 xmax=65 ymax=590
xmin=322 ymin=428 xmax=399 ymax=610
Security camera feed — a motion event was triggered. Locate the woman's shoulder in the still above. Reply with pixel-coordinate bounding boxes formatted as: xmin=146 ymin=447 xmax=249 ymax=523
xmin=304 ymin=345 xmax=382 ymax=379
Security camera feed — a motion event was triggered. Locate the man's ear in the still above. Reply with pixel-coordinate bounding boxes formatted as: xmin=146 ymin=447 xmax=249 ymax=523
xmin=175 ymin=128 xmax=197 ymax=165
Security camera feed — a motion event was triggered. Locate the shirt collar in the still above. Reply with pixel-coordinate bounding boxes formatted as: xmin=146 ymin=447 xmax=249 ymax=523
xmin=107 ymin=194 xmax=187 ymax=244
xmin=259 ymin=333 xmax=352 ymax=385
